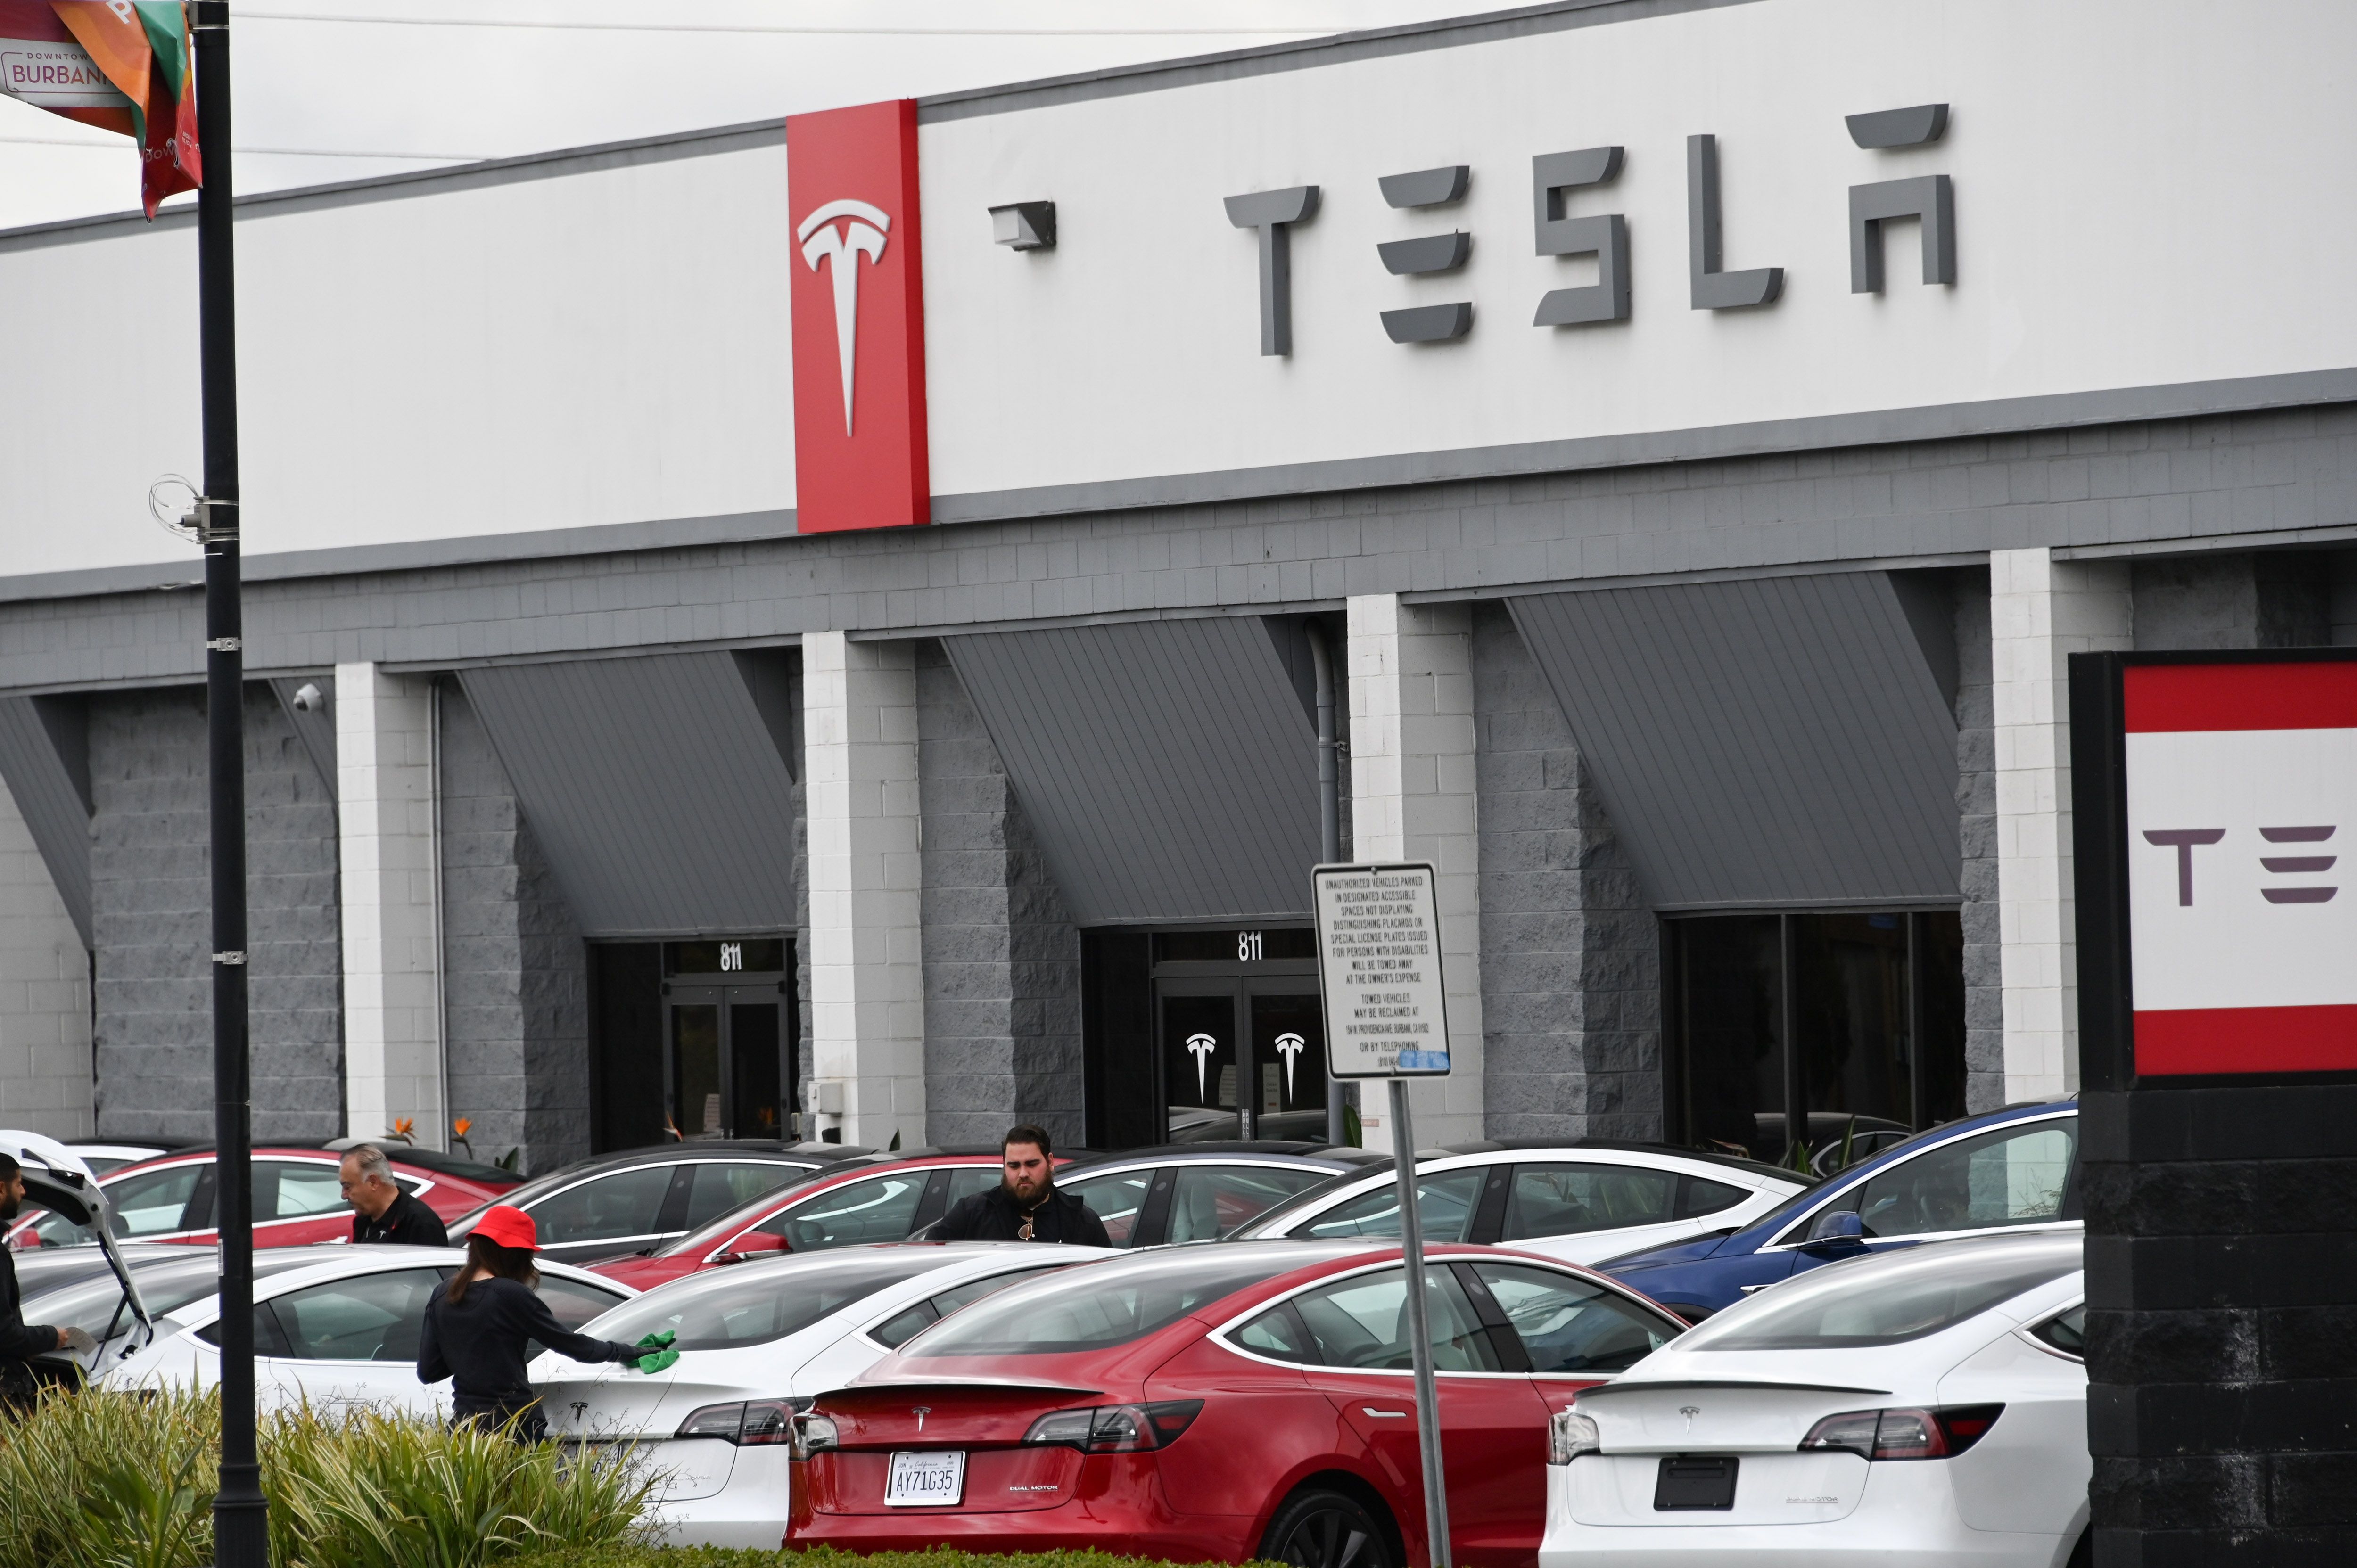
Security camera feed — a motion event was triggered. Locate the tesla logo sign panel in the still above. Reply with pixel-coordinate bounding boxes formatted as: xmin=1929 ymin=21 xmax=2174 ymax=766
xmin=1312 ymin=862 xmax=1451 ymax=1078
xmin=787 ymin=99 xmax=930 ymax=533
xmin=2124 ymin=661 xmax=2357 ymax=1074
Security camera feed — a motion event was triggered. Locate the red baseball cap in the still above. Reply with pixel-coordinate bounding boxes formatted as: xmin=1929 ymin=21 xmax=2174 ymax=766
xmin=470 ymin=1205 xmax=539 ymax=1252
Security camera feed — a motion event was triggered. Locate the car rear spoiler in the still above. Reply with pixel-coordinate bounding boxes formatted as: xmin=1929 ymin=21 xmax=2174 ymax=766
xmin=823 ymin=1376 xmax=1107 ymax=1403
xmin=1574 ymin=1379 xmax=1893 ymax=1399
xmin=0 ymin=1129 xmax=153 ymax=1339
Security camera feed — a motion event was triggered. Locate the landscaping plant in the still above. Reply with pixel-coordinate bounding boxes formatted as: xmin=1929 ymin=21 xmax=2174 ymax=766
xmin=0 ymin=1387 xmax=654 ymax=1568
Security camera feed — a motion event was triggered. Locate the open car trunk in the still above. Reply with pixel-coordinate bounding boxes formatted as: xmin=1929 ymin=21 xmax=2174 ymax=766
xmin=3 ymin=1130 xmax=152 ymax=1379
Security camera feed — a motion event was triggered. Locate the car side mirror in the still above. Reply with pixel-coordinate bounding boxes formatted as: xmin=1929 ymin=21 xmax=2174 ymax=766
xmin=1803 ymin=1209 xmax=1865 ymax=1248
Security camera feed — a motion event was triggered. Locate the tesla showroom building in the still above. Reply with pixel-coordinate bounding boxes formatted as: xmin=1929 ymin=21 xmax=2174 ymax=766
xmin=1 ymin=0 xmax=2353 ymax=1172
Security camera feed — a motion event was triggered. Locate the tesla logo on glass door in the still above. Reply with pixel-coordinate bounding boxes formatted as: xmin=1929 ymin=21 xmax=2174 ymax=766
xmin=1185 ymin=1033 xmax=1218 ymax=1100
xmin=1275 ymin=1032 xmax=1306 ymax=1097
xmin=786 ymin=99 xmax=930 ymax=533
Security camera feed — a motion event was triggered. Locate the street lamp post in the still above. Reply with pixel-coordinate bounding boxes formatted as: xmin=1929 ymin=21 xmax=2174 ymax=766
xmin=190 ymin=6 xmax=265 ymax=1566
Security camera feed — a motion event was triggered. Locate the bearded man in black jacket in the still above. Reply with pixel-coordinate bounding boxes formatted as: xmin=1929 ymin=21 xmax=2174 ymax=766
xmin=930 ymin=1125 xmax=1111 ymax=1247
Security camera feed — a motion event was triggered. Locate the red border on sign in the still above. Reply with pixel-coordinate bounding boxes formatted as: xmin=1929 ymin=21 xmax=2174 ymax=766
xmin=2123 ymin=661 xmax=2357 ymax=732
xmin=2134 ymin=1004 xmax=2357 ymax=1075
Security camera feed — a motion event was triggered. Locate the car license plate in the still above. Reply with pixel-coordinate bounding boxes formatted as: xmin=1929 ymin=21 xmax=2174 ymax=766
xmin=885 ymin=1450 xmax=966 ymax=1507
xmin=1654 ymin=1455 xmax=1738 ymax=1511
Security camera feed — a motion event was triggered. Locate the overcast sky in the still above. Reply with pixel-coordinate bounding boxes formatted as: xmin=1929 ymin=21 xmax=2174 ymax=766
xmin=0 ymin=0 xmax=1486 ymax=230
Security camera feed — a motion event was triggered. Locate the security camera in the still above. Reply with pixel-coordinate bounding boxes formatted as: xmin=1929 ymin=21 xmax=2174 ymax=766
xmin=291 ymin=682 xmax=325 ymax=713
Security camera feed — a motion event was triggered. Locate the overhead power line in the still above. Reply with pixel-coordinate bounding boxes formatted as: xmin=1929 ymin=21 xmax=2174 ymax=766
xmin=235 ymin=9 xmax=1334 ymax=37
xmin=0 ymin=133 xmax=486 ymax=160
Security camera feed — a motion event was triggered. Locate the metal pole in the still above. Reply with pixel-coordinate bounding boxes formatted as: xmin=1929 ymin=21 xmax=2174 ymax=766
xmin=192 ymin=6 xmax=265 ymax=1565
xmin=1309 ymin=622 xmax=1347 ymax=1147
xmin=1388 ymin=1077 xmax=1451 ymax=1568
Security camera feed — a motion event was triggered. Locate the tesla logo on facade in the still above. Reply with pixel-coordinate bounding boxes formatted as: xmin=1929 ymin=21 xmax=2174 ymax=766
xmin=1185 ymin=1033 xmax=1218 ymax=1101
xmin=786 ymin=99 xmax=930 ymax=533
xmin=1275 ymin=1032 xmax=1306 ymax=1097
xmin=799 ymin=198 xmax=891 ymax=435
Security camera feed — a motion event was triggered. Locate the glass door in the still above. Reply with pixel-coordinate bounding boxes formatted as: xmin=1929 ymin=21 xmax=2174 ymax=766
xmin=1156 ymin=974 xmax=1332 ymax=1143
xmin=663 ymin=980 xmax=793 ymax=1141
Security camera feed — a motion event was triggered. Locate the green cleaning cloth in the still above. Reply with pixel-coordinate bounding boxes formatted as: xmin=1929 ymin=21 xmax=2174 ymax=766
xmin=634 ymin=1329 xmax=678 ymax=1374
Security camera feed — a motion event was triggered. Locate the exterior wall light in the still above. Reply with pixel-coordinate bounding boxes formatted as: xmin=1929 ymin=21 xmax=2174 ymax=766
xmin=990 ymin=201 xmax=1056 ymax=250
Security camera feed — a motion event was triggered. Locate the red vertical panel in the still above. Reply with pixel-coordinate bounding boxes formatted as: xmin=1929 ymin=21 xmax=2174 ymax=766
xmin=786 ymin=99 xmax=929 ymax=532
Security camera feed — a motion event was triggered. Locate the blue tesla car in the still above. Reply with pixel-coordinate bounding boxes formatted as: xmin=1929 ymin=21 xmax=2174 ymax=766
xmin=1600 ymin=1097 xmax=2080 ymax=1320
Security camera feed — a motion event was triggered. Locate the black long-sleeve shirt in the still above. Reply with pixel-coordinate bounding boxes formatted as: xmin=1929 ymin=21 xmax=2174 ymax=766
xmin=352 ymin=1191 xmax=449 ymax=1247
xmin=931 ymin=1183 xmax=1112 ymax=1247
xmin=0 ymin=1245 xmax=59 ymax=1363
xmin=417 ymin=1276 xmax=639 ymax=1400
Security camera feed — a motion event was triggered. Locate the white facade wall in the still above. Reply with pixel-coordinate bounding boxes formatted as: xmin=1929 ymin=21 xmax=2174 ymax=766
xmin=0 ymin=774 xmax=90 ymax=1138
xmin=1347 ymin=594 xmax=1484 ymax=1149
xmin=3 ymin=3 xmax=2357 ymax=577
xmin=803 ymin=632 xmax=925 ymax=1148
xmin=338 ymin=665 xmax=447 ymax=1149
xmin=1990 ymin=547 xmax=2134 ymax=1100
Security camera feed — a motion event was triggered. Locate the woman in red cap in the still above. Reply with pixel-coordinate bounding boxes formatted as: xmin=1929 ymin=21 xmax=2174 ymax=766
xmin=418 ymin=1204 xmax=669 ymax=1439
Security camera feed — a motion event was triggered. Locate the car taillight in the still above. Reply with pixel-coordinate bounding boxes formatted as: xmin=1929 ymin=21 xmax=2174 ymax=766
xmin=791 ymin=1411 xmax=839 ymax=1460
xmin=1798 ymin=1404 xmax=2004 ymax=1460
xmin=1022 ymin=1400 xmax=1203 ymax=1452
xmin=1546 ymin=1409 xmax=1600 ymax=1466
xmin=677 ymin=1397 xmax=810 ymax=1446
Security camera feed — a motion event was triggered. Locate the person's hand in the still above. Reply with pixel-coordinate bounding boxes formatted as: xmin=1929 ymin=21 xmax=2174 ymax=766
xmin=58 ymin=1326 xmax=98 ymax=1355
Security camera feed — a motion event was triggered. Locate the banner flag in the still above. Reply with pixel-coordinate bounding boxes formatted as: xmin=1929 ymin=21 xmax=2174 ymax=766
xmin=0 ymin=1 xmax=198 ymax=217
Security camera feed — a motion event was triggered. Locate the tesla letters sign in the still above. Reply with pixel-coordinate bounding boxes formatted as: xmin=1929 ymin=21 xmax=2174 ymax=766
xmin=2124 ymin=661 xmax=2357 ymax=1075
xmin=1313 ymin=862 xmax=1450 ymax=1079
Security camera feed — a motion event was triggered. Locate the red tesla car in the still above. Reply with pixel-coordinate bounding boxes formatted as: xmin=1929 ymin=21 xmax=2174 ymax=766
xmin=789 ymin=1240 xmax=1688 ymax=1568
xmin=2 ymin=1144 xmax=518 ymax=1250
xmin=592 ymin=1150 xmax=1024 ymax=1289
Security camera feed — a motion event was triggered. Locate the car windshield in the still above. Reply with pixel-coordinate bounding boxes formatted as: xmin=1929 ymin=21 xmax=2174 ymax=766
xmin=654 ymin=1163 xmax=879 ymax=1256
xmin=1737 ymin=1109 xmax=2075 ymax=1243
xmin=1682 ymin=1242 xmax=2083 ymax=1352
xmin=904 ymin=1248 xmax=1301 ymax=1357
xmin=584 ymin=1250 xmax=950 ymax=1351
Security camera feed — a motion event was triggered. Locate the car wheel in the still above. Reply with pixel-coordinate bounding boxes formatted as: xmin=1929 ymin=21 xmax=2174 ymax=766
xmin=1261 ymin=1488 xmax=1395 ymax=1568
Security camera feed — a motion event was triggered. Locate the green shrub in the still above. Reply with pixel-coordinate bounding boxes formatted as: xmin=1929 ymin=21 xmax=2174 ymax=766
xmin=0 ymin=1387 xmax=654 ymax=1568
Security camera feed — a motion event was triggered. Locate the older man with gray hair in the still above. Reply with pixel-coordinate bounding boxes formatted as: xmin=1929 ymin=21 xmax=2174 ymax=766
xmin=339 ymin=1144 xmax=449 ymax=1246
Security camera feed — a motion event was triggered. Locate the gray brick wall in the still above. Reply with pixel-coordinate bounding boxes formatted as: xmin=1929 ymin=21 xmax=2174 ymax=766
xmin=438 ymin=682 xmax=590 ymax=1174
xmin=91 ymin=686 xmax=342 ymax=1142
xmin=1470 ymin=604 xmax=1660 ymax=1141
xmin=12 ymin=406 xmax=2357 ymax=698
xmin=2132 ymin=550 xmax=2337 ymax=651
xmin=1954 ymin=569 xmax=2002 ymax=1114
xmin=915 ymin=642 xmax=1082 ymax=1149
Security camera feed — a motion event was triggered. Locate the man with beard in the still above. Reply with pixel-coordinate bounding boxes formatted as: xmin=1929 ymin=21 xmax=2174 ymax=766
xmin=929 ymin=1124 xmax=1111 ymax=1246
xmin=1 ymin=1152 xmax=95 ymax=1408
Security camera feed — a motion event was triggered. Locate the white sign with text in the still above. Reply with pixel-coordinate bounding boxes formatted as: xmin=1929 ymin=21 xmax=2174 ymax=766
xmin=1313 ymin=862 xmax=1450 ymax=1079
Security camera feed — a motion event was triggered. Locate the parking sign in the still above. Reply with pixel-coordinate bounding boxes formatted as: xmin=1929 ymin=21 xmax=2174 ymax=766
xmin=1312 ymin=862 xmax=1451 ymax=1078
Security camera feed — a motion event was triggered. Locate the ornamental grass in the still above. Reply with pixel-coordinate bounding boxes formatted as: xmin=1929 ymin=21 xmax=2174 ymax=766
xmin=0 ymin=1386 xmax=654 ymax=1568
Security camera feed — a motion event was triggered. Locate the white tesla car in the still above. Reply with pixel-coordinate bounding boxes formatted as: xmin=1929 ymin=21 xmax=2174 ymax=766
xmin=102 ymin=1245 xmax=635 ymax=1414
xmin=1232 ymin=1141 xmax=1807 ymax=1265
xmin=532 ymin=1241 xmax=1116 ymax=1548
xmin=1539 ymin=1231 xmax=2089 ymax=1568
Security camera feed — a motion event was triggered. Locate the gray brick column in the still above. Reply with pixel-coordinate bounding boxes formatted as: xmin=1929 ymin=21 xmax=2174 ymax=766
xmin=1470 ymin=604 xmax=1660 ymax=1141
xmin=1955 ymin=569 xmax=2004 ymax=1113
xmin=437 ymin=683 xmax=589 ymax=1174
xmin=915 ymin=642 xmax=1082 ymax=1149
xmin=91 ymin=686 xmax=342 ymax=1142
